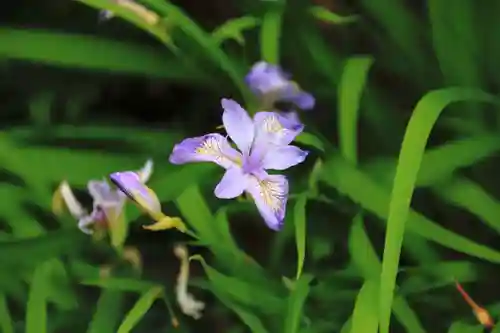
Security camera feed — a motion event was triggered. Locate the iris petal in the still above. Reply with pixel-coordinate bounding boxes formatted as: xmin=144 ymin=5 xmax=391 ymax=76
xmin=169 ymin=133 xmax=242 ymax=169
xmin=221 ymin=99 xmax=255 ymax=153
xmin=246 ymin=174 xmax=288 ymax=231
xmin=261 ymin=145 xmax=309 ymax=170
xmin=253 ymin=111 xmax=304 ymax=146
xmin=137 ymin=159 xmax=154 ymax=183
xmin=214 ymin=167 xmax=247 ymax=199
xmin=88 ymin=180 xmax=124 ymax=204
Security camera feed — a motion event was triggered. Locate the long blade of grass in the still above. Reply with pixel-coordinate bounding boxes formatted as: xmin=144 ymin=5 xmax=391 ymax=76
xmin=283 ymin=274 xmax=314 ymax=333
xmin=260 ymin=2 xmax=285 ymax=64
xmin=338 ymin=56 xmax=374 ymax=164
xmin=0 ymin=294 xmax=14 ymax=333
xmin=116 ymin=287 xmax=163 ymax=333
xmin=350 ymin=281 xmax=378 ymax=333
xmin=87 ymin=290 xmax=124 ymax=333
xmin=26 ymin=262 xmax=49 ymax=333
xmin=294 ymin=194 xmax=307 ymax=280
xmin=378 ymin=88 xmax=499 ymax=333
xmin=0 ymin=28 xmax=197 ymax=81
xmin=321 ymin=151 xmax=500 ymax=262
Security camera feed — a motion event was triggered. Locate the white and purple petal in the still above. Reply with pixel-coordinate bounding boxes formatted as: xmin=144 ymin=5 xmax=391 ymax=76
xmin=88 ymin=179 xmax=125 ymax=204
xmin=246 ymin=174 xmax=289 ymax=231
xmin=214 ymin=167 xmax=248 ymax=199
xmin=261 ymin=145 xmax=309 ymax=170
xmin=169 ymin=133 xmax=242 ymax=169
xmin=253 ymin=111 xmax=304 ymax=146
xmin=221 ymin=99 xmax=255 ymax=153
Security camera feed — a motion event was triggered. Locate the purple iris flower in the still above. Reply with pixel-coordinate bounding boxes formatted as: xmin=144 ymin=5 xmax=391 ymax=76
xmin=245 ymin=61 xmax=315 ymax=111
xmin=168 ymin=99 xmax=309 ymax=230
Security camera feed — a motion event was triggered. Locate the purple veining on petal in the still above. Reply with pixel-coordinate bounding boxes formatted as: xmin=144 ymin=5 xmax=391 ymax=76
xmin=169 ymin=100 xmax=307 ymax=231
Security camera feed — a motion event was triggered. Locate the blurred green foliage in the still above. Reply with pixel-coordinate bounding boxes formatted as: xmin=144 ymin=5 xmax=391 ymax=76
xmin=2 ymin=0 xmax=500 ymax=332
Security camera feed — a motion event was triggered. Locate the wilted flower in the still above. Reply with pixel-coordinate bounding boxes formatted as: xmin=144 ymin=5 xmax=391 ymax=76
xmin=109 ymin=168 xmax=186 ymax=233
xmin=174 ymin=244 xmax=205 ymax=320
xmin=56 ymin=159 xmax=153 ymax=235
xmin=245 ymin=61 xmax=315 ymax=111
xmin=169 ymin=99 xmax=308 ymax=230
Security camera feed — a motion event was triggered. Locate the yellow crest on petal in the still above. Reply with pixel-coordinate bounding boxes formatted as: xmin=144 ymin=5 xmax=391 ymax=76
xmin=143 ymin=215 xmax=186 ymax=233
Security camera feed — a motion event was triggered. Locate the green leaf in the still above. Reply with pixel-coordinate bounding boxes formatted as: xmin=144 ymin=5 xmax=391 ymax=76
xmin=0 ymin=294 xmax=14 ymax=333
xmin=378 ymin=88 xmax=499 ymax=333
xmin=0 ymin=28 xmax=197 ymax=81
xmin=117 ymin=287 xmax=163 ymax=333
xmin=349 ymin=281 xmax=378 ymax=333
xmin=87 ymin=290 xmax=124 ymax=333
xmin=432 ymin=177 xmax=500 ymax=234
xmin=191 ymin=255 xmax=284 ymax=314
xmin=294 ymin=132 xmax=326 ymax=152
xmin=348 ymin=216 xmax=425 ymax=332
xmin=365 ymin=134 xmax=500 ymax=188
xmin=139 ymin=0 xmax=252 ymax=104
xmin=78 ymin=0 xmax=174 ymax=47
xmin=212 ymin=16 xmax=261 ymax=45
xmin=294 ymin=195 xmax=308 ymax=279
xmin=338 ymin=56 xmax=374 ymax=164
xmin=0 ymin=229 xmax=85 ymax=266
xmin=284 ymin=274 xmax=314 ymax=333
xmin=321 ymin=151 xmax=500 ymax=262
xmin=309 ymin=6 xmax=359 ymax=25
xmin=26 ymin=262 xmax=50 ymax=333
xmin=448 ymin=322 xmax=484 ymax=333
xmin=211 ymin=286 xmax=269 ymax=333
xmin=260 ymin=3 xmax=285 ymax=64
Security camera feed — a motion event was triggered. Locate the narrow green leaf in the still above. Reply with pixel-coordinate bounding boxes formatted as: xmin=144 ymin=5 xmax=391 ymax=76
xmin=365 ymin=134 xmax=500 ymax=188
xmin=26 ymin=262 xmax=50 ymax=333
xmin=0 ymin=294 xmax=14 ymax=333
xmin=294 ymin=132 xmax=326 ymax=152
xmin=348 ymin=216 xmax=425 ymax=332
xmin=350 ymin=281 xmax=378 ymax=333
xmin=448 ymin=321 xmax=484 ymax=333
xmin=211 ymin=286 xmax=269 ymax=333
xmin=284 ymin=274 xmax=314 ymax=333
xmin=87 ymin=290 xmax=124 ymax=333
xmin=321 ymin=152 xmax=500 ymax=263
xmin=212 ymin=16 xmax=260 ymax=45
xmin=0 ymin=229 xmax=85 ymax=265
xmin=260 ymin=4 xmax=285 ymax=64
xmin=191 ymin=255 xmax=284 ymax=314
xmin=309 ymin=6 xmax=359 ymax=24
xmin=432 ymin=177 xmax=500 ymax=234
xmin=117 ymin=287 xmax=163 ymax=333
xmin=338 ymin=56 xmax=374 ymax=164
xmin=0 ymin=28 xmax=196 ymax=80
xmin=379 ymin=88 xmax=499 ymax=333
xmin=294 ymin=195 xmax=307 ymax=280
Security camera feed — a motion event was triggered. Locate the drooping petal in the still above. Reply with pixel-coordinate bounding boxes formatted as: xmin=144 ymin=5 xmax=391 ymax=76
xmin=109 ymin=172 xmax=156 ymax=209
xmin=221 ymin=99 xmax=255 ymax=153
xmin=59 ymin=181 xmax=87 ymax=218
xmin=253 ymin=111 xmax=304 ymax=146
xmin=214 ymin=167 xmax=247 ymax=199
xmin=169 ymin=133 xmax=242 ymax=169
xmin=245 ymin=61 xmax=291 ymax=95
xmin=261 ymin=145 xmax=309 ymax=170
xmin=138 ymin=159 xmax=154 ymax=183
xmin=88 ymin=179 xmax=124 ymax=204
xmin=287 ymin=91 xmax=315 ymax=110
xmin=77 ymin=215 xmax=95 ymax=235
xmin=246 ymin=174 xmax=288 ymax=231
